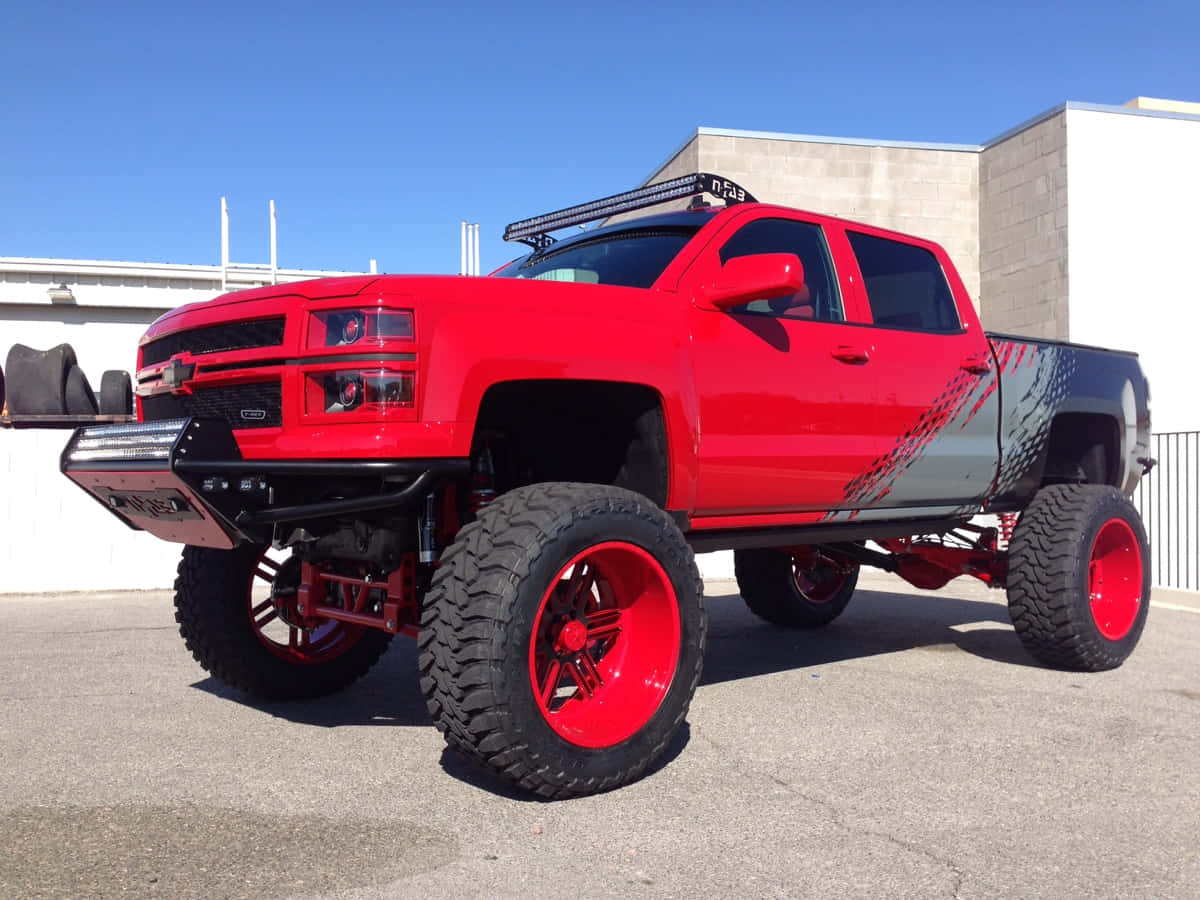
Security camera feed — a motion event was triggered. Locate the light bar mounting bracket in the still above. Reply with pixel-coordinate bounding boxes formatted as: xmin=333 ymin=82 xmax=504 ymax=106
xmin=503 ymin=173 xmax=757 ymax=249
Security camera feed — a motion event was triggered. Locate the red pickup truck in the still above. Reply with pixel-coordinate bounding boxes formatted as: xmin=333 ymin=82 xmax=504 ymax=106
xmin=39 ymin=174 xmax=1152 ymax=798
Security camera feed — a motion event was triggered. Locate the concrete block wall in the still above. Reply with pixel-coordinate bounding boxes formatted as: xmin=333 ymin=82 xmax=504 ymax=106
xmin=978 ymin=111 xmax=1070 ymax=339
xmin=690 ymin=133 xmax=982 ymax=305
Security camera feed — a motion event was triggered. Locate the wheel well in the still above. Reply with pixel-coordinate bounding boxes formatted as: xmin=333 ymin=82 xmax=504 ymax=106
xmin=1042 ymin=413 xmax=1119 ymax=486
xmin=471 ymin=380 xmax=669 ymax=506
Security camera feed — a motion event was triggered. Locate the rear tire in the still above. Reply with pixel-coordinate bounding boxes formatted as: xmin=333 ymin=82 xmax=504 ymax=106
xmin=1006 ymin=484 xmax=1150 ymax=671
xmin=174 ymin=545 xmax=393 ymax=700
xmin=734 ymin=548 xmax=859 ymax=628
xmin=418 ymin=483 xmax=705 ymax=799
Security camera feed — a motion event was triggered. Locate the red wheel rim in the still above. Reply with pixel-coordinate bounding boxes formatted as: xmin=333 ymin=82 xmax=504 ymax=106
xmin=1088 ymin=518 xmax=1143 ymax=641
xmin=791 ymin=557 xmax=850 ymax=605
xmin=247 ymin=553 xmax=365 ymax=665
xmin=528 ymin=541 xmax=681 ymax=749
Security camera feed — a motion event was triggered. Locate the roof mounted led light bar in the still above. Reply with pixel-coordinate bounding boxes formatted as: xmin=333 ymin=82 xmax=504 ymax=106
xmin=503 ymin=173 xmax=758 ymax=250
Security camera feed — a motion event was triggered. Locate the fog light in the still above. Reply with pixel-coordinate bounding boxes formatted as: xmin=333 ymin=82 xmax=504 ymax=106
xmin=318 ymin=370 xmax=415 ymax=414
xmin=339 ymin=377 xmax=361 ymax=408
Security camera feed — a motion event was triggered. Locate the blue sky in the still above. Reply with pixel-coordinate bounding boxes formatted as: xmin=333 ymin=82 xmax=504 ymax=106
xmin=1 ymin=0 xmax=1197 ymax=275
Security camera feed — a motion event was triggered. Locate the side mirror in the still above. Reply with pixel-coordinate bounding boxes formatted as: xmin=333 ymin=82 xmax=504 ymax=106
xmin=698 ymin=253 xmax=806 ymax=311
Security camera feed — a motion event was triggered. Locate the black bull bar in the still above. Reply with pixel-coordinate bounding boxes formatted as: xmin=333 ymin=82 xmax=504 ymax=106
xmin=61 ymin=417 xmax=467 ymax=548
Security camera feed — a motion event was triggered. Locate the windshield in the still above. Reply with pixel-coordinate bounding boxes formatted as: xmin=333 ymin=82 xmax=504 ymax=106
xmin=493 ymin=225 xmax=703 ymax=289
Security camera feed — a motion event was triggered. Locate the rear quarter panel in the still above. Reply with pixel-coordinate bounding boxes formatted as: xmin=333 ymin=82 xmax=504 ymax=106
xmin=989 ymin=335 xmax=1150 ymax=508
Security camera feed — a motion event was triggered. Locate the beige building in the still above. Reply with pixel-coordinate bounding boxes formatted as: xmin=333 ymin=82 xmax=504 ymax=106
xmin=642 ymin=97 xmax=1200 ymax=355
xmin=643 ymin=98 xmax=1200 ymax=590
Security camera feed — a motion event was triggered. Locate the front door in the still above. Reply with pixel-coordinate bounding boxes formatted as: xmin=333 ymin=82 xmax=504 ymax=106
xmin=683 ymin=215 xmax=880 ymax=517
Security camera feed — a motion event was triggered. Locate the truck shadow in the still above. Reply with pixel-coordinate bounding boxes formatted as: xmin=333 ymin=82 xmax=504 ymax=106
xmin=699 ymin=586 xmax=1033 ymax=686
xmin=192 ymin=586 xmax=1034 ymax=731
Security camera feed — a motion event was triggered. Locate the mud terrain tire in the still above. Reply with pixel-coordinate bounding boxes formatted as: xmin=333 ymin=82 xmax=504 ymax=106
xmin=1006 ymin=484 xmax=1150 ymax=671
xmin=418 ymin=483 xmax=705 ymax=799
xmin=174 ymin=545 xmax=393 ymax=700
xmin=734 ymin=548 xmax=859 ymax=627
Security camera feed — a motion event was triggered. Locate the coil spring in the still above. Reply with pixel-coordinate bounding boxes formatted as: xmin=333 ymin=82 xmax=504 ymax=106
xmin=998 ymin=513 xmax=1019 ymax=548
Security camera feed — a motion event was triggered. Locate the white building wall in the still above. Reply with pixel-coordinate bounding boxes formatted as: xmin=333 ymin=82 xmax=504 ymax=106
xmin=1065 ymin=108 xmax=1200 ymax=433
xmin=0 ymin=260 xmax=359 ymax=593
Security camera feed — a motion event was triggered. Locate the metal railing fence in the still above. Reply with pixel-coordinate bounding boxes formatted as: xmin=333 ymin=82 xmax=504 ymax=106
xmin=1134 ymin=431 xmax=1199 ymax=591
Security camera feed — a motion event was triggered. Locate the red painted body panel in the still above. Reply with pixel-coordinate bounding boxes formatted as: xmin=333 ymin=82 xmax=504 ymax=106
xmin=129 ymin=201 xmax=1015 ymax=521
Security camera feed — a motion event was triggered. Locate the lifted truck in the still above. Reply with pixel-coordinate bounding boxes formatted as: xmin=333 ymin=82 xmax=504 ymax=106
xmin=15 ymin=174 xmax=1154 ymax=798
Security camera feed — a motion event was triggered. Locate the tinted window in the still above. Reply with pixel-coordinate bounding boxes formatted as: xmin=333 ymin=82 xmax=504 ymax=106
xmin=847 ymin=232 xmax=961 ymax=333
xmin=493 ymin=226 xmax=700 ymax=289
xmin=719 ymin=218 xmax=843 ymax=322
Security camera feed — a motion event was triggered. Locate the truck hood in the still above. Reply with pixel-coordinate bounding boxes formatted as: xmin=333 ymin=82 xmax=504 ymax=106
xmin=149 ymin=275 xmax=384 ymax=329
xmin=145 ymin=273 xmax=662 ymax=338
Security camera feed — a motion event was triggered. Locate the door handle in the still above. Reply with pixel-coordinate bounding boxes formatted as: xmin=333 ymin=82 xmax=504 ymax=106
xmin=961 ymin=354 xmax=993 ymax=375
xmin=832 ymin=345 xmax=870 ymax=364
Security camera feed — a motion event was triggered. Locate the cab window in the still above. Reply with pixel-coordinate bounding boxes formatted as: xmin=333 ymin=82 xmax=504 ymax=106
xmin=847 ymin=232 xmax=961 ymax=333
xmin=718 ymin=219 xmax=844 ymax=322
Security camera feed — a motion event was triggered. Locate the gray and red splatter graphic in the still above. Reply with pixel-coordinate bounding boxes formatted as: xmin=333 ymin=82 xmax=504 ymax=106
xmin=828 ymin=339 xmax=1077 ymax=518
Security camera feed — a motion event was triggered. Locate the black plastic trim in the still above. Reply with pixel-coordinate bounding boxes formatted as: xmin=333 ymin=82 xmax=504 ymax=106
xmin=174 ymin=457 xmax=467 ymax=478
xmin=195 ymin=351 xmax=418 ymax=373
xmin=235 ymin=470 xmax=441 ymax=526
xmin=685 ymin=516 xmax=964 ymax=553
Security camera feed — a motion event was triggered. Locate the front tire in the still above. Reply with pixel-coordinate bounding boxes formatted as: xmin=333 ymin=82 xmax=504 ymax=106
xmin=1006 ymin=484 xmax=1150 ymax=671
xmin=418 ymin=483 xmax=706 ymax=799
xmin=734 ymin=548 xmax=859 ymax=628
xmin=174 ymin=545 xmax=393 ymax=700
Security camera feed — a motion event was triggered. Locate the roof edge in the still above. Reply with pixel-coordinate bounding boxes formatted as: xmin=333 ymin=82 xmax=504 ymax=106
xmin=0 ymin=256 xmax=363 ymax=280
xmin=639 ymin=129 xmax=702 ymax=186
xmin=696 ymin=126 xmax=982 ymax=153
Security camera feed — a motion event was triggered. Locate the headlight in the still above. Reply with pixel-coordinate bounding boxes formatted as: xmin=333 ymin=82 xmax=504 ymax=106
xmin=309 ymin=308 xmax=414 ymax=347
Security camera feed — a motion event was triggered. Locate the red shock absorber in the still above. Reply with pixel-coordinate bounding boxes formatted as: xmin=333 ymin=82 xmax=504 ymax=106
xmin=998 ymin=513 xmax=1019 ymax=549
xmin=468 ymin=443 xmax=497 ymax=516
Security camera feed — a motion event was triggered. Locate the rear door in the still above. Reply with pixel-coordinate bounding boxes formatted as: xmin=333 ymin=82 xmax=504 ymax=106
xmin=833 ymin=228 xmax=999 ymax=511
xmin=682 ymin=212 xmax=880 ymax=516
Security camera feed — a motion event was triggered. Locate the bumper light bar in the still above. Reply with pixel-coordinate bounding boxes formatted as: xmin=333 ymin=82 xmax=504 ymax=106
xmin=63 ymin=418 xmax=190 ymax=463
xmin=503 ymin=172 xmax=757 ymax=249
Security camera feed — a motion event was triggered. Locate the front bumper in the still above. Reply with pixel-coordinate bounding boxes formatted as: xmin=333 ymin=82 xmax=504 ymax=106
xmin=61 ymin=417 xmax=467 ymax=548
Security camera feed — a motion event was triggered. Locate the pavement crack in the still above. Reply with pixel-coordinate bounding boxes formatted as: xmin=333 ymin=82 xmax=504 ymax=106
xmin=692 ymin=723 xmax=967 ymax=897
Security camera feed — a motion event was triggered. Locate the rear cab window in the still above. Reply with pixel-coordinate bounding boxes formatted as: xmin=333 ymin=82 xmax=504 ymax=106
xmin=846 ymin=231 xmax=962 ymax=333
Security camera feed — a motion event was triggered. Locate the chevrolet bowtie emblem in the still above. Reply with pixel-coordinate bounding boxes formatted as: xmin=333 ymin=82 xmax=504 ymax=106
xmin=161 ymin=358 xmax=195 ymax=389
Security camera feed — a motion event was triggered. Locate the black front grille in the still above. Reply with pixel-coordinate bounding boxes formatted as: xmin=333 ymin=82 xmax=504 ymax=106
xmin=142 ymin=381 xmax=282 ymax=429
xmin=141 ymin=317 xmax=286 ymax=366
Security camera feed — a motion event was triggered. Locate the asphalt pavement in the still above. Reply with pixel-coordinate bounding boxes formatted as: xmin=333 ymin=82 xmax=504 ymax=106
xmin=1 ymin=572 xmax=1197 ymax=899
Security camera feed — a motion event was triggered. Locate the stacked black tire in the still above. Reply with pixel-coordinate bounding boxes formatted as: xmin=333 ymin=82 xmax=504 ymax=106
xmin=3 ymin=343 xmax=131 ymax=416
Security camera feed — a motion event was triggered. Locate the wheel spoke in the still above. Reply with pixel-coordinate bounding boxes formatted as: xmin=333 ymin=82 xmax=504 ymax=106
xmin=538 ymin=659 xmax=562 ymax=705
xmin=585 ymin=607 xmax=622 ymax=642
xmin=563 ymin=661 xmax=592 ymax=699
xmin=254 ymin=567 xmax=276 ymax=583
xmin=251 ymin=599 xmax=273 ymax=616
xmin=253 ymin=608 xmax=278 ymax=629
xmin=568 ymin=651 xmax=603 ymax=699
xmin=289 ymin=626 xmax=299 ymax=649
xmin=564 ymin=561 xmax=589 ymax=608
xmin=258 ymin=556 xmax=281 ymax=571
